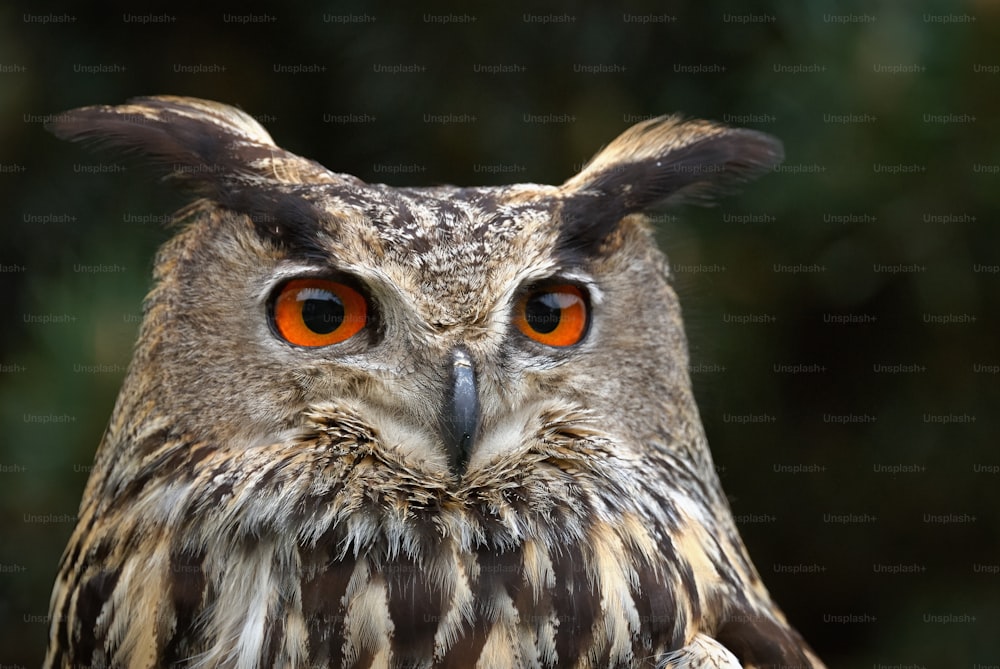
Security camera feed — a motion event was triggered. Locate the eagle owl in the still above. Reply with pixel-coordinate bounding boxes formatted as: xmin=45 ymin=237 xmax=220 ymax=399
xmin=45 ymin=96 xmax=824 ymax=669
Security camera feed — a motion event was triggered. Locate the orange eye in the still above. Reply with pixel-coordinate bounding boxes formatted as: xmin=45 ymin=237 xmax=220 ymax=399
xmin=271 ymin=278 xmax=367 ymax=347
xmin=515 ymin=284 xmax=588 ymax=347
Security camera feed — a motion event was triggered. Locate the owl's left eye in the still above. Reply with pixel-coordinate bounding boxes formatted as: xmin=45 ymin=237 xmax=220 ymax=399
xmin=270 ymin=278 xmax=367 ymax=347
xmin=514 ymin=284 xmax=589 ymax=347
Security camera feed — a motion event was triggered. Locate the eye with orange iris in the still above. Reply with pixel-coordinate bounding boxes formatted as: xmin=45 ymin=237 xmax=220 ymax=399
xmin=515 ymin=284 xmax=589 ymax=347
xmin=271 ymin=278 xmax=367 ymax=347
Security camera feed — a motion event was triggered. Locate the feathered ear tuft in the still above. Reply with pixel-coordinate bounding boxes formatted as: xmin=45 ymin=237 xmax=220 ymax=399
xmin=558 ymin=115 xmax=783 ymax=250
xmin=45 ymin=96 xmax=346 ymax=188
xmin=46 ymin=96 xmax=359 ymax=232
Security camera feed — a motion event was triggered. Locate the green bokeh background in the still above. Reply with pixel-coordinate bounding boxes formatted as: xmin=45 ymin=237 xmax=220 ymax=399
xmin=1 ymin=1 xmax=998 ymax=665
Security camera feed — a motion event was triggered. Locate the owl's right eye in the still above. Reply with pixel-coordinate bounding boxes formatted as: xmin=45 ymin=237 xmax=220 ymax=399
xmin=270 ymin=278 xmax=367 ymax=347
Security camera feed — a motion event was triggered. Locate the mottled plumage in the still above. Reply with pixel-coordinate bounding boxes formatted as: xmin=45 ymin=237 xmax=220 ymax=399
xmin=45 ymin=96 xmax=824 ymax=668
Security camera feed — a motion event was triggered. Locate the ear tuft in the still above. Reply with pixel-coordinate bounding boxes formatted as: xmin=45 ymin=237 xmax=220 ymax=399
xmin=559 ymin=115 xmax=783 ymax=249
xmin=47 ymin=95 xmax=343 ymax=191
xmin=46 ymin=96 xmax=364 ymax=233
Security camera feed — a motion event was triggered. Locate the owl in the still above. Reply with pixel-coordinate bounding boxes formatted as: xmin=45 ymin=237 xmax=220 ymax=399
xmin=44 ymin=96 xmax=824 ymax=669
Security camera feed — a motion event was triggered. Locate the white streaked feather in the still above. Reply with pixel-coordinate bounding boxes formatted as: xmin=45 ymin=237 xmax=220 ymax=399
xmin=192 ymin=541 xmax=283 ymax=669
xmin=342 ymin=571 xmax=394 ymax=667
xmin=475 ymin=588 xmax=522 ymax=669
xmin=586 ymin=522 xmax=641 ymax=666
xmin=658 ymin=633 xmax=742 ymax=668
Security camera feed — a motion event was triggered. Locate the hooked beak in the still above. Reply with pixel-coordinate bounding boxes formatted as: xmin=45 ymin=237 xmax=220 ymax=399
xmin=439 ymin=348 xmax=480 ymax=475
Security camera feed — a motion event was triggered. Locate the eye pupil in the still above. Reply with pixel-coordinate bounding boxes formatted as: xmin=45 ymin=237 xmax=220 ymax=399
xmin=525 ymin=295 xmax=561 ymax=334
xmin=301 ymin=296 xmax=344 ymax=334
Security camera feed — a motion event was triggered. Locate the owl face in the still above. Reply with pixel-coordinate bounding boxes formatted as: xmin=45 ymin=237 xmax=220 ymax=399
xmin=45 ymin=97 xmax=824 ymax=668
xmin=152 ymin=181 xmax=682 ymax=483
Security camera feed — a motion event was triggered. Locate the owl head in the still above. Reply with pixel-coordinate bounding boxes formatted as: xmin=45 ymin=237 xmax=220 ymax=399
xmin=48 ymin=96 xmax=780 ymax=477
xmin=46 ymin=98 xmax=823 ymax=668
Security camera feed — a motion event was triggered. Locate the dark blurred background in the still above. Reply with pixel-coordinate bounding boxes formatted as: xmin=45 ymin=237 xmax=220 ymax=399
xmin=2 ymin=1 xmax=998 ymax=665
